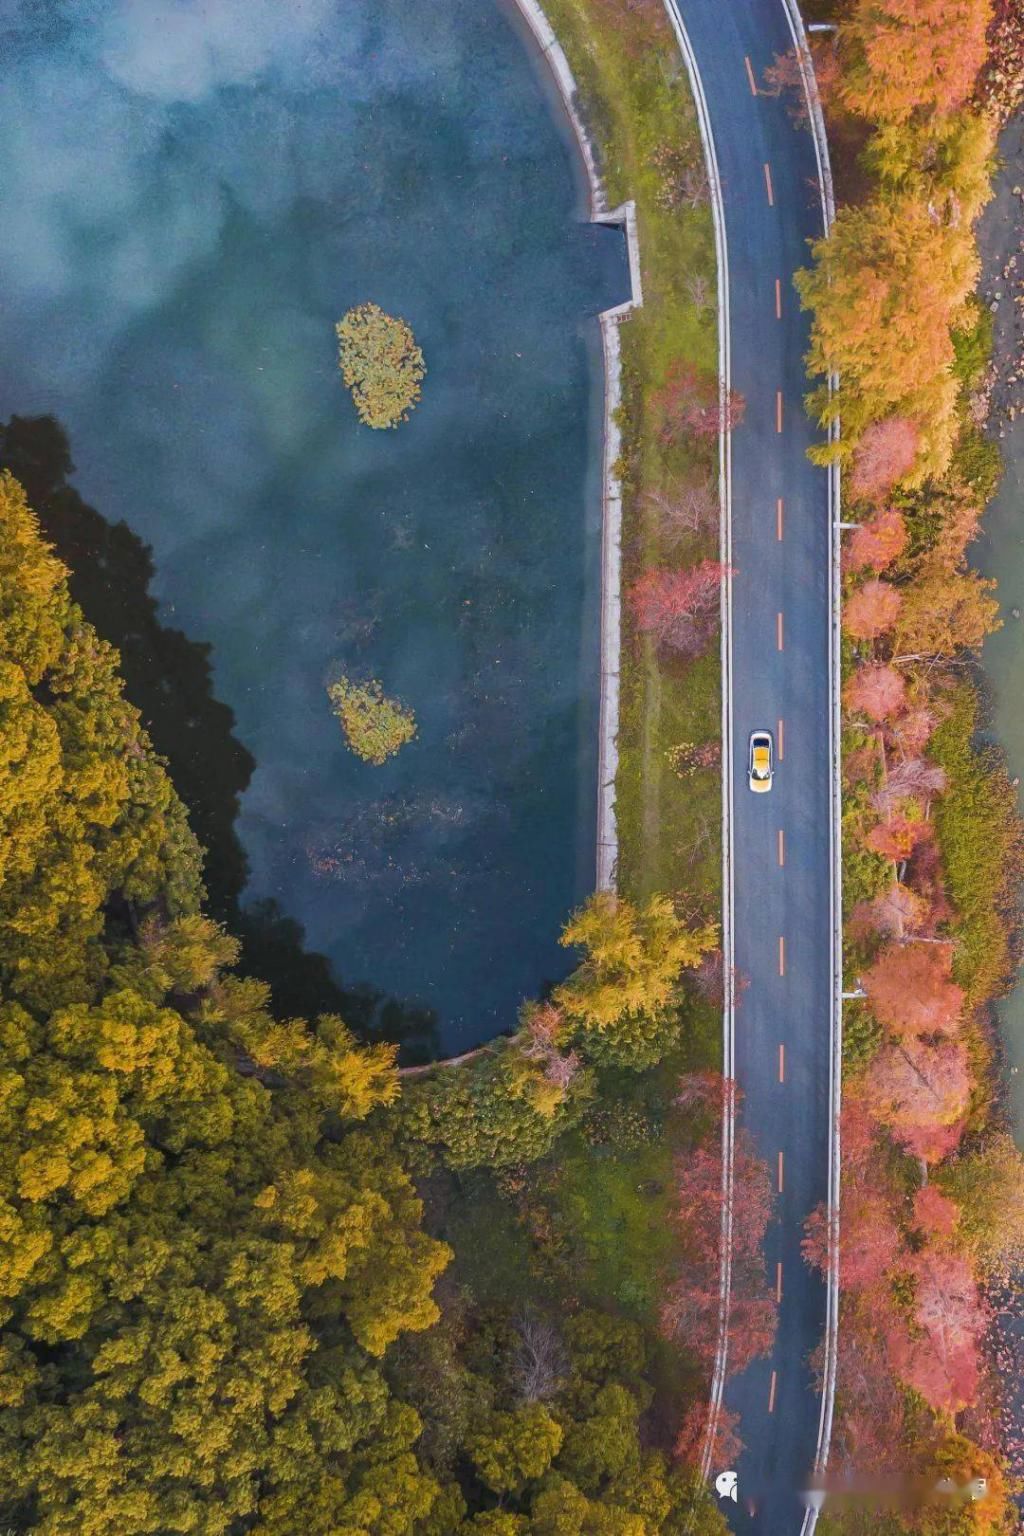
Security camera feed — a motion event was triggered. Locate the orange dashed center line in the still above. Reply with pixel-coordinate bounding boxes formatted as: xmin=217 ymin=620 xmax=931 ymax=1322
xmin=778 ymin=1150 xmax=785 ymax=1193
xmin=776 ymin=611 xmax=784 ymax=651
xmin=776 ymin=1261 xmax=783 ymax=1302
xmin=777 ymin=718 xmax=785 ymax=760
xmin=778 ymin=1042 xmax=785 ymax=1082
xmin=775 ymin=277 xmax=782 ymax=318
xmin=776 ymin=497 xmax=784 ymax=541
xmin=768 ymin=1369 xmax=778 ymax=1413
xmin=776 ymin=390 xmax=784 ymax=433
xmin=777 ymin=828 xmax=785 ymax=866
xmin=744 ymin=55 xmax=758 ymax=94
xmin=778 ymin=935 xmax=786 ymax=976
xmin=764 ymin=162 xmax=774 ymax=205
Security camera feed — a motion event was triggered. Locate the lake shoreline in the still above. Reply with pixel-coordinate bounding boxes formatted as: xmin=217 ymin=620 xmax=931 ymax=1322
xmin=504 ymin=0 xmax=643 ymax=892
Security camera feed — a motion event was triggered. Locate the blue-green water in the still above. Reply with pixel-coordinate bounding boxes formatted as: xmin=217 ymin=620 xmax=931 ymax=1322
xmin=0 ymin=0 xmax=628 ymax=1053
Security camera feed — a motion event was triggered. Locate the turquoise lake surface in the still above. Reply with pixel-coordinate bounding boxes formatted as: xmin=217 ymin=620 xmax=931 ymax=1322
xmin=0 ymin=0 xmax=629 ymax=1054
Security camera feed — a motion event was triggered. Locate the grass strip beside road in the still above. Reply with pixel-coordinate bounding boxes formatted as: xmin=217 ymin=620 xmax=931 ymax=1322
xmin=539 ymin=0 xmax=721 ymax=907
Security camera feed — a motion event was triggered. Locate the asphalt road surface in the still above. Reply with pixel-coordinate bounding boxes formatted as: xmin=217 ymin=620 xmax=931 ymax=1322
xmin=669 ymin=3 xmax=834 ymax=1530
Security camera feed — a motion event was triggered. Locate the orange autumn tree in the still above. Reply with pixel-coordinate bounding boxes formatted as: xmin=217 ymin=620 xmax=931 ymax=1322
xmin=843 ymin=577 xmax=902 ymax=640
xmin=796 ymin=196 xmax=978 ymax=479
xmin=845 ymin=507 xmax=908 ymax=573
xmin=863 ymin=941 xmax=964 ymax=1038
xmin=839 ymin=0 xmax=992 ymax=124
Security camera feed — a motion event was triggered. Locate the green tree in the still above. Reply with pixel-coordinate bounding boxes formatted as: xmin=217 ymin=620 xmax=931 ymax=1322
xmin=938 ymin=1133 xmax=1024 ymax=1279
xmin=336 ymin=302 xmax=426 ymax=429
xmin=398 ymin=1041 xmax=592 ymax=1171
xmin=328 ymin=675 xmax=417 ymax=765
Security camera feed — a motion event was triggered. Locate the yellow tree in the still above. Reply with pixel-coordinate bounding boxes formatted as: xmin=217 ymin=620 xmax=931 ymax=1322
xmin=796 ymin=195 xmax=977 ymax=480
xmin=554 ymin=893 xmax=717 ymax=1067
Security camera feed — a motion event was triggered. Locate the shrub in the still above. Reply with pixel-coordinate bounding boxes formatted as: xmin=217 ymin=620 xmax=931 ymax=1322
xmin=930 ymin=686 xmax=1024 ymax=1002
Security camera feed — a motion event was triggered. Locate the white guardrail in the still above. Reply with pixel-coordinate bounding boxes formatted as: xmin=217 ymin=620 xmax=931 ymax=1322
xmin=661 ymin=1 xmax=842 ymax=1528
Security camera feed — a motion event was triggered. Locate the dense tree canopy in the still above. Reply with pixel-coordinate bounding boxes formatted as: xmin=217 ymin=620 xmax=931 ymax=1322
xmin=839 ymin=0 xmax=992 ymax=123
xmin=796 ymin=198 xmax=978 ymax=484
xmin=0 ymin=471 xmax=202 ymax=1012
xmin=0 ymin=474 xmax=454 ymax=1534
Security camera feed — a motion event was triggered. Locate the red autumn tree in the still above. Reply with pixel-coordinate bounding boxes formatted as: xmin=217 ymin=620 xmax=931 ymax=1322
xmin=628 ymin=561 xmax=725 ymax=658
xmin=674 ymin=1068 xmax=733 ymax=1117
xmin=843 ymin=578 xmax=903 ymax=640
xmin=913 ymin=1183 xmax=960 ymax=1239
xmin=891 ymin=1249 xmax=987 ymax=1413
xmin=863 ymin=942 xmax=964 ymax=1038
xmin=673 ymin=1401 xmax=743 ymax=1469
xmin=845 ymin=507 xmax=908 ymax=574
xmin=803 ymin=1186 xmax=902 ymax=1293
xmin=844 ymin=662 xmax=907 ymax=721
xmin=656 ymin=359 xmax=746 ymax=442
xmin=841 ymin=1090 xmax=880 ymax=1176
xmin=661 ymin=1131 xmax=776 ymax=1374
xmin=838 ymin=1299 xmax=913 ymax=1474
xmin=850 ymin=416 xmax=920 ymax=500
xmin=863 ymin=1037 xmax=971 ymax=1162
xmin=840 ymin=0 xmax=992 ymax=124
xmin=727 ymin=1292 xmax=779 ymax=1375
xmin=904 ymin=830 xmax=954 ymax=931
xmin=691 ymin=950 xmax=750 ymax=1010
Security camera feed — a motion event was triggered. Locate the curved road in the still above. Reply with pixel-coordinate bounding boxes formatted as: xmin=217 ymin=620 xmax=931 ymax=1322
xmin=665 ymin=3 xmax=837 ymax=1531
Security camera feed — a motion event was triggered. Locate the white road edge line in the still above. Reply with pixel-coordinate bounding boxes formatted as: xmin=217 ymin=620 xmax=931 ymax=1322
xmin=775 ymin=6 xmax=842 ymax=1532
xmin=659 ymin=0 xmax=736 ymax=1492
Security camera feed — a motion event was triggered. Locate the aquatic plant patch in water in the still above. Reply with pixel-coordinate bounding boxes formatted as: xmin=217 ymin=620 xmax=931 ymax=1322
xmin=336 ymin=302 xmax=426 ymax=428
xmin=328 ymin=675 xmax=417 ymax=765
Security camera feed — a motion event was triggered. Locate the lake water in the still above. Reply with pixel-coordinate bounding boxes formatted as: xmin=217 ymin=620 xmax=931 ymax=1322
xmin=0 ymin=0 xmax=629 ymax=1055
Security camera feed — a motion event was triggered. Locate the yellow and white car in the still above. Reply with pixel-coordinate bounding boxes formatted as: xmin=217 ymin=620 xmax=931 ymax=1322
xmin=748 ymin=730 xmax=774 ymax=793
